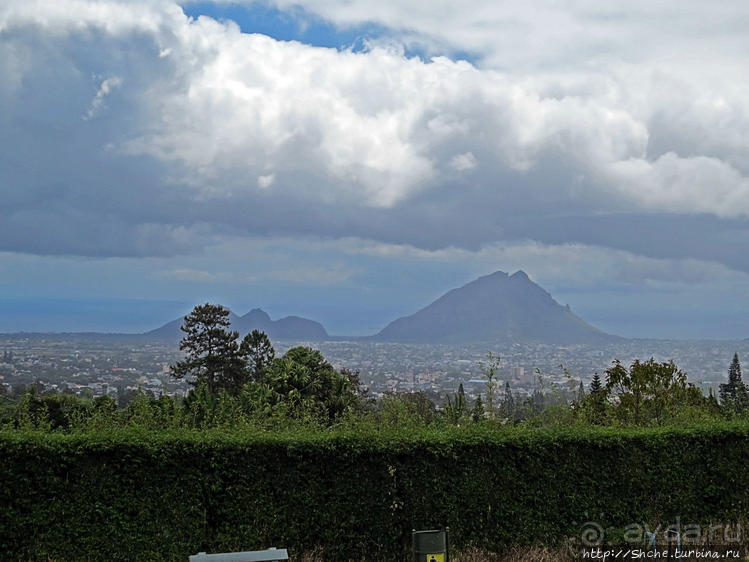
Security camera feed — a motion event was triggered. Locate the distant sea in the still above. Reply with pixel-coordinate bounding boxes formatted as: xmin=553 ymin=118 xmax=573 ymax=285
xmin=0 ymin=298 xmax=191 ymax=334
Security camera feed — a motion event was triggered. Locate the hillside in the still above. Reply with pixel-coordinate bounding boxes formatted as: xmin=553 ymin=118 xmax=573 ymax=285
xmin=146 ymin=308 xmax=328 ymax=341
xmin=374 ymin=270 xmax=618 ymax=344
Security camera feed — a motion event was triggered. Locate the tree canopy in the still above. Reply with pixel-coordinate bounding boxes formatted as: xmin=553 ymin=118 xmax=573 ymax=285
xmin=240 ymin=329 xmax=275 ymax=383
xmin=169 ymin=303 xmax=246 ymax=394
xmin=166 ymin=303 xmax=365 ymax=425
xmin=719 ymin=353 xmax=748 ymax=414
xmin=262 ymin=347 xmax=363 ymax=422
xmin=604 ymin=358 xmax=703 ymax=425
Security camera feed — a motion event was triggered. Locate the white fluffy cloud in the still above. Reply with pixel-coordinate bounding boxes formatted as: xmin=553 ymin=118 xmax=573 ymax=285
xmin=2 ymin=0 xmax=749 ymax=276
xmin=118 ymin=29 xmax=749 ymax=215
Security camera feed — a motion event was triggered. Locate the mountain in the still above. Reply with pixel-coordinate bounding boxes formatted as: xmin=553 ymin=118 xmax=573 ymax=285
xmin=145 ymin=311 xmax=243 ymax=340
xmin=146 ymin=308 xmax=328 ymax=341
xmin=233 ymin=309 xmax=329 ymax=340
xmin=374 ymin=270 xmax=618 ymax=344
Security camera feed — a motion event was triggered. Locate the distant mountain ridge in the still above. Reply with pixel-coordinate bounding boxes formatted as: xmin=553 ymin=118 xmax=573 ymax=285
xmin=145 ymin=270 xmax=617 ymax=344
xmin=146 ymin=308 xmax=328 ymax=341
xmin=374 ymin=270 xmax=618 ymax=344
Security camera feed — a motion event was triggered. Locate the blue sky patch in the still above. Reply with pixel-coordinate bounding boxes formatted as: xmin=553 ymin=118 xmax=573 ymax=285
xmin=182 ymin=2 xmax=388 ymax=51
xmin=180 ymin=2 xmax=479 ymax=62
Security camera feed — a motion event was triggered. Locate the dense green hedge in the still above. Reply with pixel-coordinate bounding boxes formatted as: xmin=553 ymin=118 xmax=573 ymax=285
xmin=1 ymin=423 xmax=748 ymax=560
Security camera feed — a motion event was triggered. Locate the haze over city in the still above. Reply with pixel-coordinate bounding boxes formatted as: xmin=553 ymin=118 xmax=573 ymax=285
xmin=2 ymin=1 xmax=749 ymax=339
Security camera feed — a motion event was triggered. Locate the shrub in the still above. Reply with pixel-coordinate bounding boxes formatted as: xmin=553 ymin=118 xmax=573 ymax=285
xmin=1 ymin=423 xmax=748 ymax=560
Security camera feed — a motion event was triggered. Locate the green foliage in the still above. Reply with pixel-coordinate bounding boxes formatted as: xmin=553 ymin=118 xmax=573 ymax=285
xmin=11 ymin=390 xmax=93 ymax=431
xmin=169 ymin=305 xmax=363 ymax=425
xmin=576 ymin=374 xmax=607 ymax=425
xmin=239 ymin=329 xmax=275 ymax=383
xmin=3 ymin=423 xmax=749 ymax=561
xmin=521 ymin=402 xmax=578 ymax=427
xmin=2 ymin=353 xmax=727 ymax=434
xmin=480 ymin=352 xmax=500 ymax=418
xmin=3 ymin=344 xmax=365 ymax=433
xmin=377 ymin=391 xmax=436 ymax=427
xmin=498 ymin=381 xmax=515 ymax=422
xmin=170 ymin=303 xmax=247 ymax=395
xmin=262 ymin=347 xmax=363 ymax=423
xmin=445 ymin=383 xmax=468 ymax=425
xmin=604 ymin=358 xmax=705 ymax=425
xmin=471 ymin=394 xmax=485 ymax=422
xmin=720 ymin=353 xmax=748 ymax=415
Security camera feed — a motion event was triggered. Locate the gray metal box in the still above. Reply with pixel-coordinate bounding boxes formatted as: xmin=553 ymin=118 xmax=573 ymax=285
xmin=412 ymin=528 xmax=449 ymax=562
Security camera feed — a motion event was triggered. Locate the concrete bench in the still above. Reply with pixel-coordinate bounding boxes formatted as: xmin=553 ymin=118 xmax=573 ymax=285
xmin=189 ymin=547 xmax=289 ymax=562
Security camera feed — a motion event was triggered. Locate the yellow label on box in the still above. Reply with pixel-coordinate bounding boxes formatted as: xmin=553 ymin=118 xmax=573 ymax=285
xmin=426 ymin=554 xmax=444 ymax=562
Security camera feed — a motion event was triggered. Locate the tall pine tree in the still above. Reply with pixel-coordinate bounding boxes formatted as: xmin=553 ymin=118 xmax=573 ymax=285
xmin=445 ymin=382 xmax=468 ymax=424
xmin=170 ymin=303 xmax=247 ymax=395
xmin=471 ymin=394 xmax=485 ymax=422
xmin=500 ymin=381 xmax=516 ymax=421
xmin=240 ymin=329 xmax=275 ymax=383
xmin=586 ymin=373 xmax=606 ymax=425
xmin=719 ymin=353 xmax=748 ymax=414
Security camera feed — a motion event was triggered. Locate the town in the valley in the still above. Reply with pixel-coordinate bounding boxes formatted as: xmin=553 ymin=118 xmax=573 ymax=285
xmin=2 ymin=334 xmax=745 ymax=406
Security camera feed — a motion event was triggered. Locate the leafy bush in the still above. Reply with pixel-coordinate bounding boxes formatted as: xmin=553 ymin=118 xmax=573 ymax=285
xmin=2 ymin=423 xmax=749 ymax=560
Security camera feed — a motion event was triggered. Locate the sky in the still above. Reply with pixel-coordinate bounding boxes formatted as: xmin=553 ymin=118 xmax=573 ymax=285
xmin=2 ymin=1 xmax=749 ymax=338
